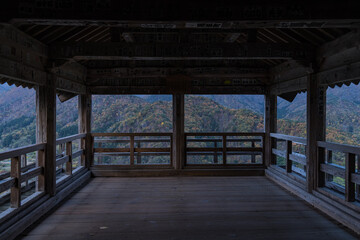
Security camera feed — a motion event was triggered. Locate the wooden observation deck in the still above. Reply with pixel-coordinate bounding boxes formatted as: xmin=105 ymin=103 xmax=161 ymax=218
xmin=0 ymin=1 xmax=360 ymax=239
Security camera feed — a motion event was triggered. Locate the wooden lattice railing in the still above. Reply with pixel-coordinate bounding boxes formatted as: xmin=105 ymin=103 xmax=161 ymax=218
xmin=270 ymin=133 xmax=307 ymax=183
xmin=55 ymin=133 xmax=87 ymax=185
xmin=318 ymin=141 xmax=360 ymax=202
xmin=0 ymin=143 xmax=46 ymax=209
xmin=92 ymin=133 xmax=173 ymax=166
xmin=185 ymin=132 xmax=265 ymax=166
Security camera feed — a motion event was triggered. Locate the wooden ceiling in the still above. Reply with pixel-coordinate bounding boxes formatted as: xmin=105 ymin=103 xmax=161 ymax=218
xmin=1 ymin=1 xmax=359 ymax=96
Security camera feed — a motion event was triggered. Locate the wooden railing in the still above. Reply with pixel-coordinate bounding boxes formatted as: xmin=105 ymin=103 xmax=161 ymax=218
xmin=0 ymin=143 xmax=46 ymax=209
xmin=185 ymin=132 xmax=264 ymax=166
xmin=318 ymin=141 xmax=360 ymax=202
xmin=270 ymin=133 xmax=307 ymax=181
xmin=92 ymin=133 xmax=173 ymax=166
xmin=55 ymin=133 xmax=86 ymax=184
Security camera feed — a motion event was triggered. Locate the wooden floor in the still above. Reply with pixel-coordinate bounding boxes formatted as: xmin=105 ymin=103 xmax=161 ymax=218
xmin=20 ymin=177 xmax=358 ymax=240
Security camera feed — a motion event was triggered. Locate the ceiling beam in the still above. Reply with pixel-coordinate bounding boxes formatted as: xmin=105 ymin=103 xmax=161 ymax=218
xmin=87 ymin=67 xmax=268 ymax=78
xmin=50 ymin=42 xmax=312 ymax=61
xmin=5 ymin=1 xmax=360 ymax=27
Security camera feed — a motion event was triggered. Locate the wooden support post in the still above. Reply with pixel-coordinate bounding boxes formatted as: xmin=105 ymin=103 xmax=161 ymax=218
xmin=130 ymin=135 xmax=135 ymax=165
xmin=222 ymin=135 xmax=227 ymax=165
xmin=173 ymin=94 xmax=185 ymax=169
xmin=265 ymin=93 xmax=277 ymax=167
xmin=306 ymin=73 xmax=326 ymax=193
xmin=65 ymin=141 xmax=72 ymax=175
xmin=345 ymin=153 xmax=356 ymax=202
xmin=36 ymin=77 xmax=56 ymax=196
xmin=10 ymin=156 xmax=21 ymax=208
xmin=286 ymin=140 xmax=292 ymax=173
xmin=79 ymin=94 xmax=92 ymax=168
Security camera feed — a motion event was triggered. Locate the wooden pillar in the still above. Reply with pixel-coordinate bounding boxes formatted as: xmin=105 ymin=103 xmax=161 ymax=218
xmin=79 ymin=94 xmax=92 ymax=168
xmin=264 ymin=93 xmax=277 ymax=167
xmin=306 ymin=74 xmax=326 ymax=193
xmin=36 ymin=76 xmax=56 ymax=196
xmin=172 ymin=94 xmax=185 ymax=170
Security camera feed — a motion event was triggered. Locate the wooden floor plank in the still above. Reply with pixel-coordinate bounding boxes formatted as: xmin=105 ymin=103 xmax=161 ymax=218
xmin=20 ymin=177 xmax=358 ymax=240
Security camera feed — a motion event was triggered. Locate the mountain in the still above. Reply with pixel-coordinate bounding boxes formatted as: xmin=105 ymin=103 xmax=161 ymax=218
xmin=0 ymin=83 xmax=359 ymax=151
xmin=0 ymin=84 xmax=12 ymax=94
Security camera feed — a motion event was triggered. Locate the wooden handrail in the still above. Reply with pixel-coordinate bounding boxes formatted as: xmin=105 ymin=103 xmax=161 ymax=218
xmin=0 ymin=143 xmax=46 ymax=161
xmin=317 ymin=141 xmax=360 ymax=155
xmin=56 ymin=133 xmax=86 ymax=145
xmin=92 ymin=132 xmax=172 ymax=137
xmin=185 ymin=132 xmax=265 ymax=137
xmin=270 ymin=133 xmax=307 ymax=145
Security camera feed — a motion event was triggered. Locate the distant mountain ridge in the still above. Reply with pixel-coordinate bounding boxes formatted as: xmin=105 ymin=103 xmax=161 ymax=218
xmin=0 ymin=84 xmax=359 ymax=151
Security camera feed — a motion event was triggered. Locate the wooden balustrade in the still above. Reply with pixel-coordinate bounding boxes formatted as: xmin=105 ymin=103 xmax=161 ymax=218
xmin=317 ymin=141 xmax=360 ymax=202
xmin=185 ymin=132 xmax=264 ymax=166
xmin=0 ymin=143 xmax=45 ymax=209
xmin=270 ymin=133 xmax=307 ymax=182
xmin=55 ymin=133 xmax=86 ymax=184
xmin=92 ymin=133 xmax=173 ymax=166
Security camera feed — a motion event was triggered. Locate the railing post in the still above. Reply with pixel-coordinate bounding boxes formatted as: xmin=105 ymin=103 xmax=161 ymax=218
xmin=326 ymin=150 xmax=333 ymax=182
xmin=81 ymin=137 xmax=86 ymax=166
xmin=213 ymin=140 xmax=218 ymax=164
xmin=130 ymin=135 xmax=135 ymax=165
xmin=286 ymin=140 xmax=292 ymax=173
xmin=10 ymin=156 xmax=21 ymax=208
xmin=36 ymin=76 xmax=56 ymax=196
xmin=345 ymin=153 xmax=356 ymax=202
xmin=137 ymin=140 xmax=141 ymax=164
xmin=265 ymin=93 xmax=277 ymax=167
xmin=317 ymin=147 xmax=326 ymax=187
xmin=37 ymin=149 xmax=45 ymax=192
xmin=65 ymin=141 xmax=72 ymax=175
xmin=222 ymin=135 xmax=227 ymax=165
xmin=306 ymin=73 xmax=326 ymax=193
xmin=251 ymin=140 xmax=256 ymax=163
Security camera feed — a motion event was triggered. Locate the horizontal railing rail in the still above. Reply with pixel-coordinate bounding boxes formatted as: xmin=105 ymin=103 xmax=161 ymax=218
xmin=317 ymin=140 xmax=360 ymax=203
xmin=92 ymin=133 xmax=173 ymax=166
xmin=270 ymin=133 xmax=307 ymax=180
xmin=185 ymin=132 xmax=265 ymax=166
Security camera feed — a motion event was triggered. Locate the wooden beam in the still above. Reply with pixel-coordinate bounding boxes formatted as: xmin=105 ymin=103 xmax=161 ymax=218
xmin=79 ymin=94 xmax=92 ymax=168
xmin=87 ymin=67 xmax=268 ymax=79
xmin=49 ymin=61 xmax=87 ymax=84
xmin=173 ymin=94 xmax=185 ymax=169
xmin=55 ymin=76 xmax=86 ymax=94
xmin=0 ymin=23 xmax=48 ymax=70
xmin=306 ymin=74 xmax=326 ymax=193
xmin=50 ymin=42 xmax=312 ymax=61
xmin=0 ymin=56 xmax=47 ymax=86
xmin=36 ymin=75 xmax=57 ymax=196
xmin=264 ymin=93 xmax=277 ymax=167
xmin=89 ymin=85 xmax=265 ymax=95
